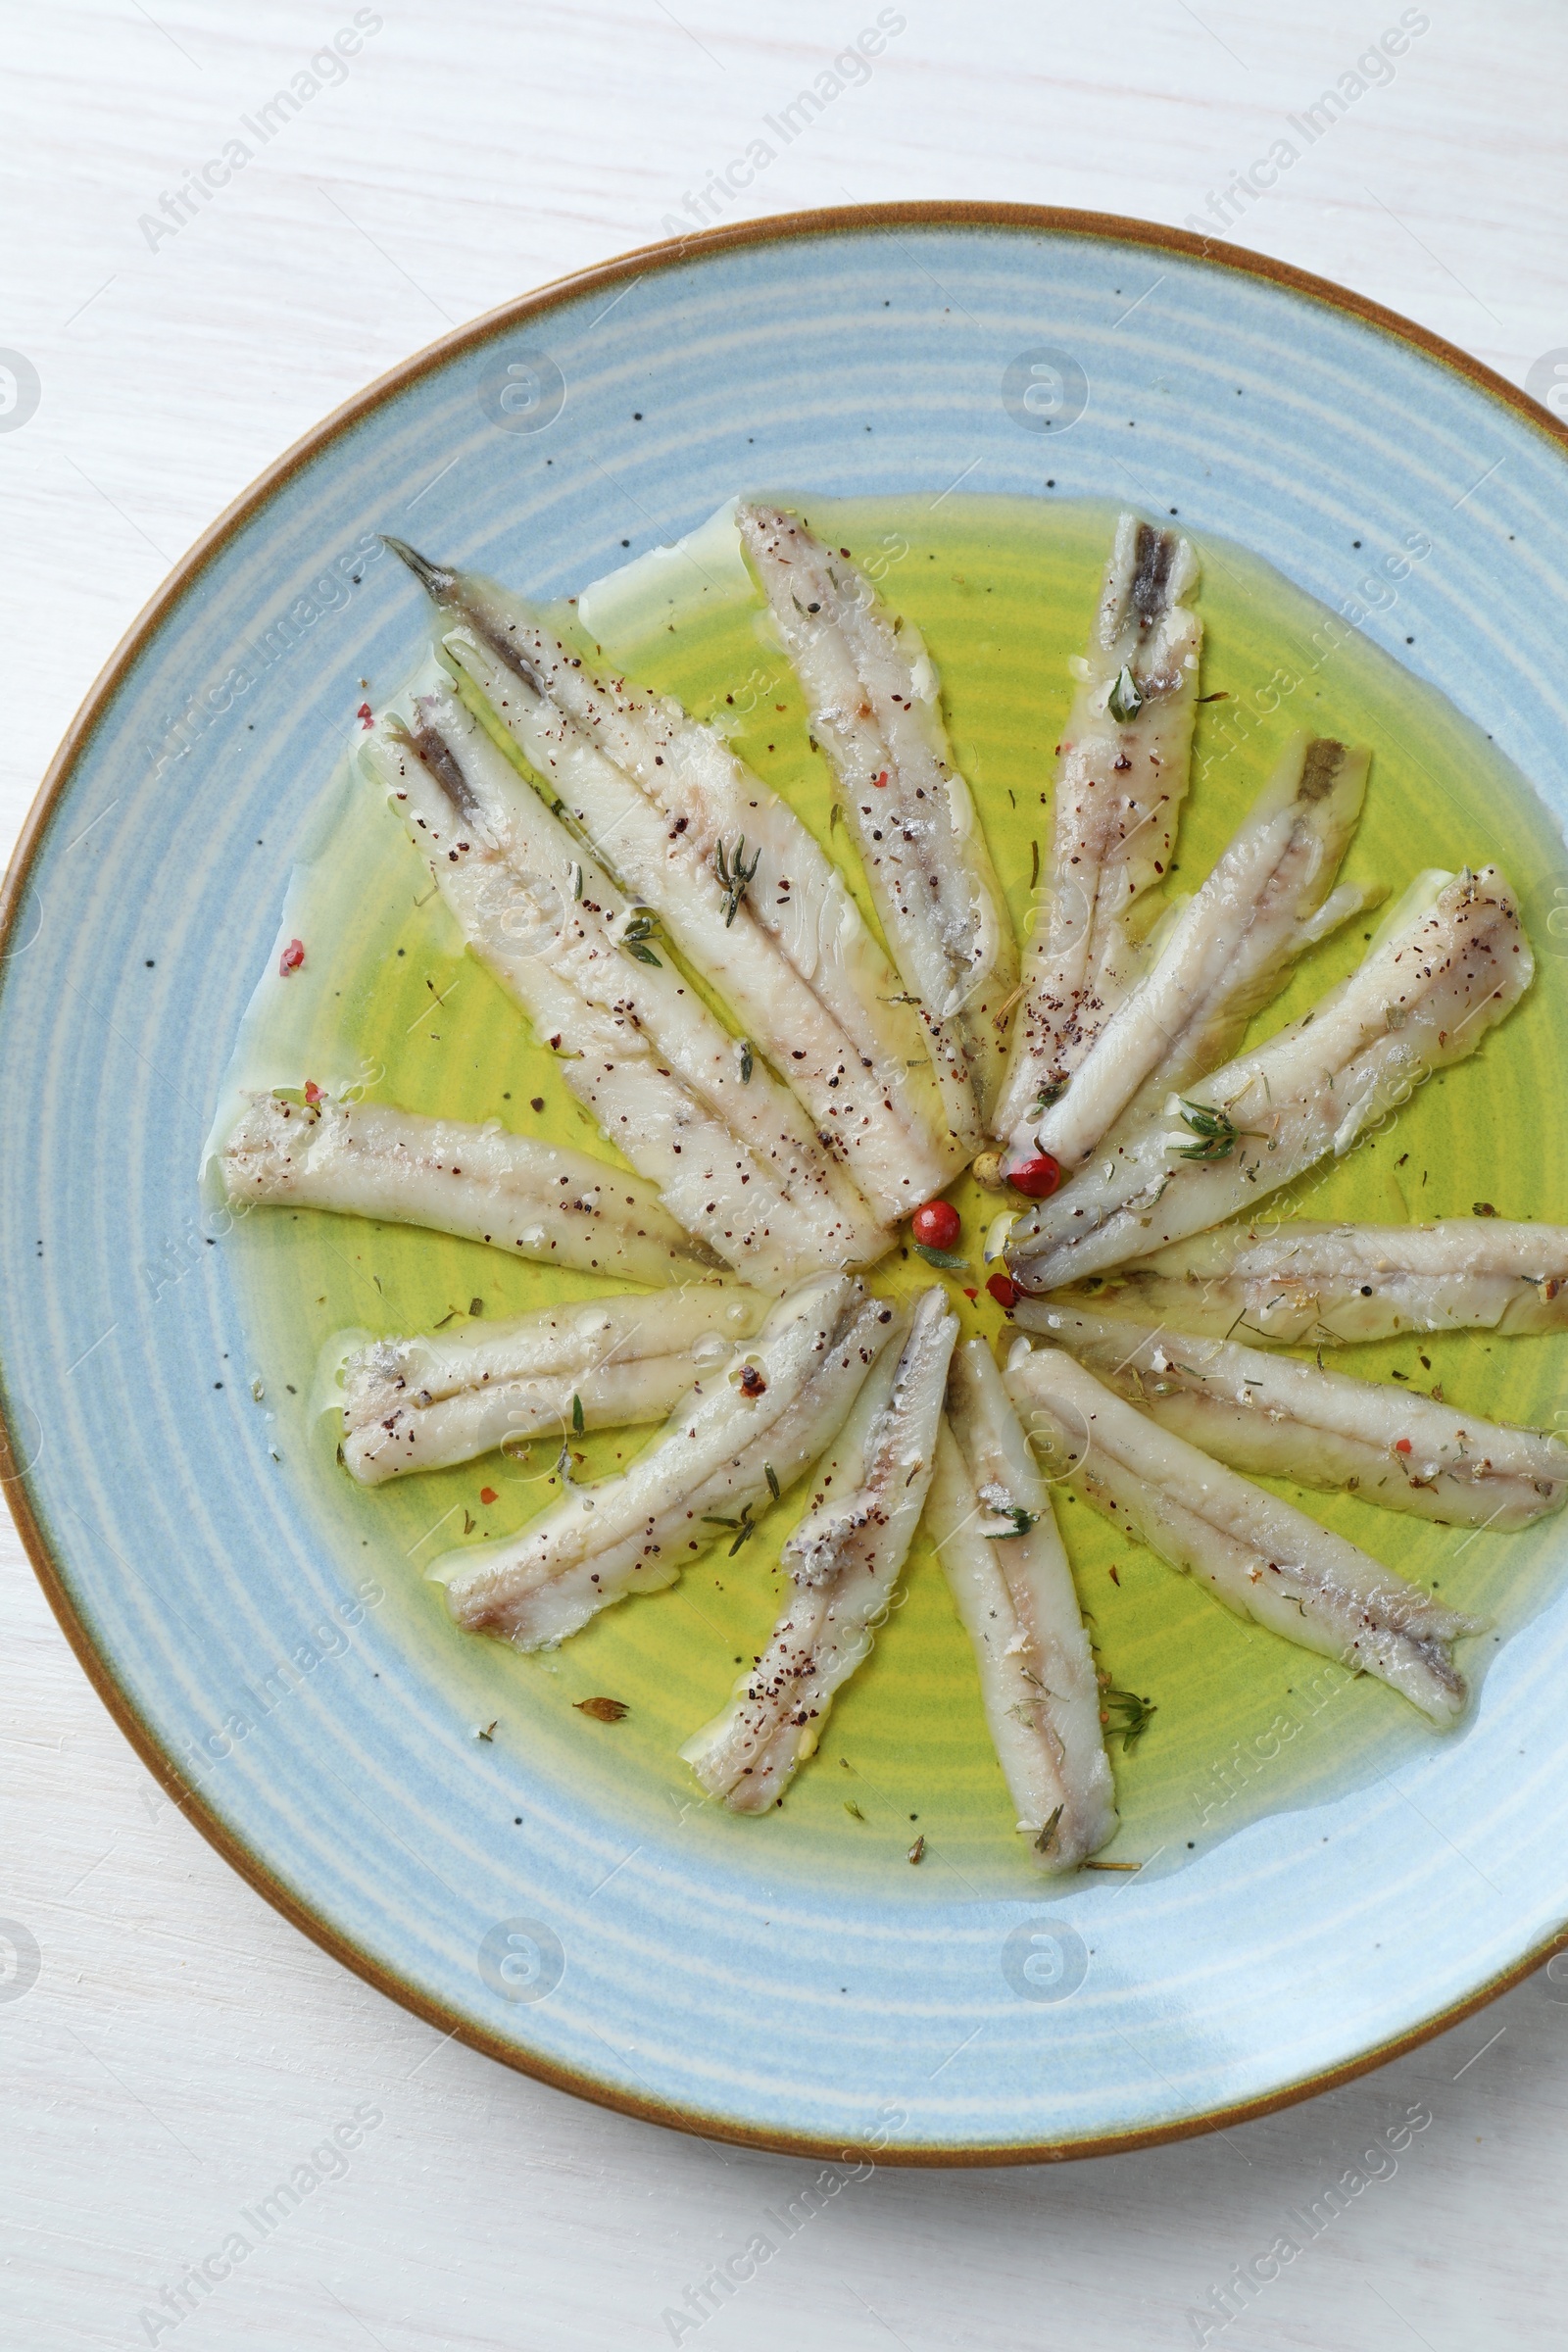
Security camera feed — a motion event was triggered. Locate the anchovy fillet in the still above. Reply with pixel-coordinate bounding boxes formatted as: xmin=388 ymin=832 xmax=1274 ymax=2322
xmin=1020 ymin=1298 xmax=1567 ymax=1530
xmin=220 ymin=1091 xmax=705 ymax=1287
xmin=1034 ymin=732 xmax=1374 ymax=1168
xmin=1007 ymin=866 xmax=1532 ymax=1294
xmin=366 ymin=687 xmax=889 ymax=1286
xmin=433 ymin=1275 xmax=897 ymax=1646
xmin=736 ymin=503 xmax=1016 ymax=1152
xmin=341 ymin=1287 xmax=770 ymax=1483
xmin=1005 ymin=1344 xmax=1482 ymax=1727
xmin=385 ymin=541 xmax=958 ymax=1216
xmin=994 ymin=514 xmax=1202 ymax=1157
xmin=682 ymin=1288 xmax=956 ymax=1811
xmin=928 ymin=1340 xmax=1116 ymax=1868
xmin=1080 ymin=1218 xmax=1568 ymax=1346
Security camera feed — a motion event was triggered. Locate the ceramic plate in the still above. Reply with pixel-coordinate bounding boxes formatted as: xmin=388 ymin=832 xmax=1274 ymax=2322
xmin=7 ymin=205 xmax=1568 ymax=2164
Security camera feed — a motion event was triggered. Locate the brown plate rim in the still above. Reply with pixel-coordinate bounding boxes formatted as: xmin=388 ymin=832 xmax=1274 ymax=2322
xmin=5 ymin=199 xmax=1567 ymax=2167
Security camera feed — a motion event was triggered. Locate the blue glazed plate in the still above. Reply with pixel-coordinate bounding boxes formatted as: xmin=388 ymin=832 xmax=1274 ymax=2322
xmin=6 ymin=206 xmax=1568 ymax=2162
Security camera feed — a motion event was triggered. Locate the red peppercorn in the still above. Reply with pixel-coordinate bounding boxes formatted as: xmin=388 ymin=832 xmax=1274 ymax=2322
xmin=278 ymin=938 xmax=306 ymax=976
xmin=872 ymin=768 xmax=890 ymax=787
xmin=480 ymin=1486 xmax=499 ymax=1504
xmin=1007 ymin=1154 xmax=1060 ymax=1200
xmin=911 ymin=1199 xmax=960 ymax=1250
xmin=303 ymin=1080 xmax=322 ymax=1107
xmin=357 ymin=702 xmax=374 ymax=728
xmin=1395 ymin=1438 xmax=1412 ymax=1454
xmin=986 ymin=1271 xmax=1020 ymax=1311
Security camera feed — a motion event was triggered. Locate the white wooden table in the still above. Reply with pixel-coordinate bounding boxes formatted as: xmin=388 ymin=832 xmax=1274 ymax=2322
xmin=5 ymin=5 xmax=1567 ymax=2345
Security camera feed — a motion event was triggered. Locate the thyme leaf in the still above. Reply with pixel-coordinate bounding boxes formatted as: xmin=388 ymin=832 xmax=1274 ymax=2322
xmin=1169 ymin=1099 xmax=1263 ymax=1161
xmin=714 ymin=836 xmax=761 ymax=926
xmin=914 ymin=1242 xmax=968 ymax=1272
xmin=1102 ymin=1687 xmax=1157 ymax=1751
xmin=620 ymin=906 xmax=663 ymax=966
xmin=1107 ymin=663 xmax=1144 ymax=723
xmin=982 ymin=1503 xmax=1037 ymax=1538
xmin=1035 ymin=1803 xmax=1064 ymax=1856
xmin=704 ymin=1502 xmax=760 ymax=1556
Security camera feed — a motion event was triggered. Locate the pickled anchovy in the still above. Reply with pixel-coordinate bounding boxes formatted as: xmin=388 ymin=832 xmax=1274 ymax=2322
xmin=1006 ymin=1344 xmax=1482 ymax=1727
xmin=341 ymin=1287 xmax=769 ymax=1483
xmin=928 ymin=1340 xmax=1116 ymax=1868
xmin=682 ymin=1288 xmax=956 ymax=1811
xmin=1079 ymin=1218 xmax=1568 ymax=1346
xmin=365 ymin=686 xmax=890 ymax=1286
xmin=994 ymin=514 xmax=1201 ymax=1158
xmin=433 ymin=1275 xmax=897 ymax=1646
xmin=736 ymin=503 xmax=1016 ymax=1152
xmin=1007 ymin=867 xmax=1532 ymax=1293
xmin=1034 ymin=733 xmax=1374 ymax=1168
xmin=220 ymin=1091 xmax=704 ymax=1287
xmin=1021 ymin=1298 xmax=1567 ymax=1529
xmin=385 ymin=538 xmax=958 ymax=1216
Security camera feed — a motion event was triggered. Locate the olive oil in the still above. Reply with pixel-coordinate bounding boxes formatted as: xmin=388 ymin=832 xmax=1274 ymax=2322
xmin=219 ymin=496 xmax=1568 ymax=1890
